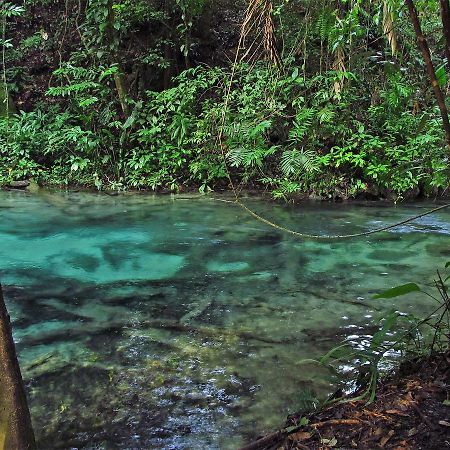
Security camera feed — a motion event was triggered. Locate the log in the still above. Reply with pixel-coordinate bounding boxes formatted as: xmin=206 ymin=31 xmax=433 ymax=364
xmin=0 ymin=284 xmax=36 ymax=450
xmin=238 ymin=430 xmax=284 ymax=450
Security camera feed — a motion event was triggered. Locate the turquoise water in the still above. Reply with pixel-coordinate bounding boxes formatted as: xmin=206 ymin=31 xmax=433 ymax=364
xmin=1 ymin=190 xmax=449 ymax=449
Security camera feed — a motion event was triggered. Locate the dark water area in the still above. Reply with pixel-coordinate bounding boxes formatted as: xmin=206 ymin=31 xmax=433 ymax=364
xmin=0 ymin=190 xmax=449 ymax=449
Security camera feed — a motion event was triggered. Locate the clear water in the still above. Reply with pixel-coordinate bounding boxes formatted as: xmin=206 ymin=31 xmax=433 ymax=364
xmin=1 ymin=190 xmax=449 ymax=449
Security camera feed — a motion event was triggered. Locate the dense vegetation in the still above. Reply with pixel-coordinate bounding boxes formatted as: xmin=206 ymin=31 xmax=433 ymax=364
xmin=1 ymin=0 xmax=449 ymax=200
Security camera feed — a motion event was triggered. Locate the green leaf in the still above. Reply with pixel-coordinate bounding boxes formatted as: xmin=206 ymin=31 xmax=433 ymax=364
xmin=436 ymin=64 xmax=447 ymax=88
xmin=373 ymin=283 xmax=421 ymax=299
xmin=445 ymin=262 xmax=450 ymax=268
xmin=371 ymin=311 xmax=398 ymax=349
xmin=299 ymin=417 xmax=309 ymax=426
xmin=123 ymin=114 xmax=135 ymax=129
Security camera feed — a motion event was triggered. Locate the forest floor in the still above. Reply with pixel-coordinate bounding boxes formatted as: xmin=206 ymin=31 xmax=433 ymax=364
xmin=241 ymin=352 xmax=450 ymax=450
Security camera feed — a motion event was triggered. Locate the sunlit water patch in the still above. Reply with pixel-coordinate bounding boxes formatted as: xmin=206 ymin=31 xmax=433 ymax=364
xmin=0 ymin=190 xmax=449 ymax=449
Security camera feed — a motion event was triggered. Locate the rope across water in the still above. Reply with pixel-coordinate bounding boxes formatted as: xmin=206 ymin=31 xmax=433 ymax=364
xmin=212 ymin=197 xmax=450 ymax=240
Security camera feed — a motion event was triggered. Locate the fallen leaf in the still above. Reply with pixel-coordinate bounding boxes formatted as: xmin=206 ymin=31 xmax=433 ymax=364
xmin=321 ymin=437 xmax=337 ymax=447
xmin=439 ymin=420 xmax=450 ymax=427
xmin=380 ymin=430 xmax=395 ymax=447
xmin=406 ymin=381 xmax=420 ymax=390
xmin=373 ymin=427 xmax=385 ymax=437
xmin=289 ymin=431 xmax=311 ymax=441
xmin=407 ymin=427 xmax=418 ymax=437
xmin=363 ymin=409 xmax=389 ymax=420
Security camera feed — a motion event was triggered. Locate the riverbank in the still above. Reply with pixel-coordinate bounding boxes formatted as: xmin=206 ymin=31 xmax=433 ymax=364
xmin=3 ymin=179 xmax=450 ymax=204
xmin=241 ymin=352 xmax=450 ymax=450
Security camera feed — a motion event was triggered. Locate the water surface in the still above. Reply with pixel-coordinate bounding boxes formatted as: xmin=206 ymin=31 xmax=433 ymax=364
xmin=1 ymin=190 xmax=449 ymax=449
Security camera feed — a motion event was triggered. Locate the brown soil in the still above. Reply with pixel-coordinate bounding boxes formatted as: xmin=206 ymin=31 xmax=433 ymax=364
xmin=241 ymin=352 xmax=450 ymax=450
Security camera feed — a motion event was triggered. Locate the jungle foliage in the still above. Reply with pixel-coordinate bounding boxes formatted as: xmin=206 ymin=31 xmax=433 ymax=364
xmin=1 ymin=0 xmax=449 ymax=199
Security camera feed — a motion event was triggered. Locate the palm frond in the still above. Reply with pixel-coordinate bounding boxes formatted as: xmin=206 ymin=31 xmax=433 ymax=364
xmin=383 ymin=0 xmax=398 ymax=56
xmin=280 ymin=148 xmax=318 ymax=176
xmin=240 ymin=0 xmax=281 ymax=67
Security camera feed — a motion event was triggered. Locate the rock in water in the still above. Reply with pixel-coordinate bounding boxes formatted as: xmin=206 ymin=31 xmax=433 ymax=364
xmin=9 ymin=180 xmax=30 ymax=189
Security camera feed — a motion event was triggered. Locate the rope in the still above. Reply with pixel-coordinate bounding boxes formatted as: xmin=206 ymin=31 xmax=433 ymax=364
xmin=212 ymin=197 xmax=450 ymax=240
xmin=215 ymin=1 xmax=450 ymax=241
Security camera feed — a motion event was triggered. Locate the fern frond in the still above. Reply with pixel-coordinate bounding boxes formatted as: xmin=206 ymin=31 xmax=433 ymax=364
xmin=248 ymin=119 xmax=272 ymax=139
xmin=317 ymin=106 xmax=336 ymax=124
xmin=228 ymin=145 xmax=278 ymax=169
xmin=315 ymin=7 xmax=336 ymax=42
xmin=281 ymin=148 xmax=318 ymax=176
xmin=289 ymin=108 xmax=315 ymax=142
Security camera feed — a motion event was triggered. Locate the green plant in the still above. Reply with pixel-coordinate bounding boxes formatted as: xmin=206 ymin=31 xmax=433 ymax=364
xmin=304 ymin=262 xmax=449 ymax=405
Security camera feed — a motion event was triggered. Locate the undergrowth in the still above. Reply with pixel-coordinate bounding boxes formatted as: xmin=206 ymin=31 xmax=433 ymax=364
xmin=0 ymin=63 xmax=448 ymax=199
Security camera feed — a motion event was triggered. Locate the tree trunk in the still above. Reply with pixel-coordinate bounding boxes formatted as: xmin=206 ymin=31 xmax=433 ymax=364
xmin=113 ymin=72 xmax=129 ymax=117
xmin=0 ymin=284 xmax=36 ymax=450
xmin=163 ymin=0 xmax=172 ymax=90
xmin=184 ymin=32 xmax=191 ymax=70
xmin=107 ymin=0 xmax=129 ymax=116
xmin=439 ymin=0 xmax=450 ymax=68
xmin=405 ymin=0 xmax=450 ymax=148
xmin=0 ymin=83 xmax=17 ymax=118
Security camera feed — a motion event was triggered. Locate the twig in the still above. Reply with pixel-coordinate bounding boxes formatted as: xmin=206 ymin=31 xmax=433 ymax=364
xmin=411 ymin=402 xmax=437 ymax=430
xmin=239 ymin=430 xmax=284 ymax=450
xmin=310 ymin=418 xmax=361 ymax=428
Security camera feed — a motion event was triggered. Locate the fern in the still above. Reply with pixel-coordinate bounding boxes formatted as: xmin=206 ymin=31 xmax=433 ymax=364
xmin=317 ymin=105 xmax=336 ymax=125
xmin=281 ymin=148 xmax=319 ymax=176
xmin=383 ymin=72 xmax=412 ymax=110
xmin=288 ymin=108 xmax=315 ymax=143
xmin=46 ymin=82 xmax=101 ymax=97
xmin=272 ymin=179 xmax=301 ymax=200
xmin=249 ymin=119 xmax=272 ymax=138
xmin=315 ymin=7 xmax=336 ymax=42
xmin=228 ymin=145 xmax=278 ymax=169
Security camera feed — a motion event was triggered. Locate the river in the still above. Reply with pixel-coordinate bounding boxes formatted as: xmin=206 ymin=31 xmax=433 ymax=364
xmin=0 ymin=190 xmax=449 ymax=449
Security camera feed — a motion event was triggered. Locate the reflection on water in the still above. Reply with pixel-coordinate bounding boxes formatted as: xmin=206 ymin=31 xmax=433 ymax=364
xmin=0 ymin=190 xmax=449 ymax=449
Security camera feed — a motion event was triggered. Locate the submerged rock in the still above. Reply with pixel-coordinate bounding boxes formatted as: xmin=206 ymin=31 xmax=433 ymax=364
xmin=426 ymin=243 xmax=450 ymax=257
xmin=53 ymin=251 xmax=186 ymax=283
xmin=206 ymin=261 xmax=250 ymax=273
xmin=236 ymin=271 xmax=276 ymax=283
